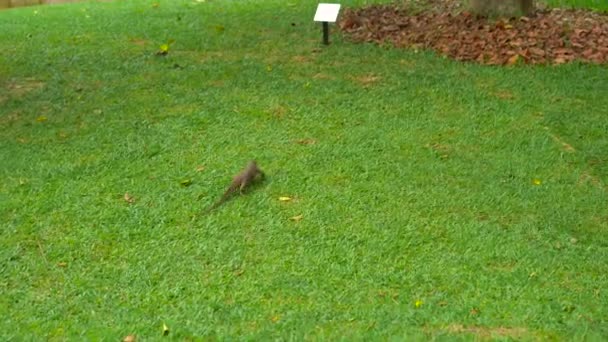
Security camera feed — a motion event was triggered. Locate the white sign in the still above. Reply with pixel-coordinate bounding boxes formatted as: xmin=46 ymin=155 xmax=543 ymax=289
xmin=313 ymin=3 xmax=341 ymax=22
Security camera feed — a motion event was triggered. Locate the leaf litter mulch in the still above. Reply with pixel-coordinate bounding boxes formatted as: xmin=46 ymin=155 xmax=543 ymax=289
xmin=338 ymin=0 xmax=608 ymax=65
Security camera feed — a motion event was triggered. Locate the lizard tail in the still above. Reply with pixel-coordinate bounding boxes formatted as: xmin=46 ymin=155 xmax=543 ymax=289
xmin=202 ymin=188 xmax=233 ymax=214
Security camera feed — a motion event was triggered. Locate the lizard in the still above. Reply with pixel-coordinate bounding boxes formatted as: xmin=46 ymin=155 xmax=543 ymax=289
xmin=204 ymin=160 xmax=264 ymax=213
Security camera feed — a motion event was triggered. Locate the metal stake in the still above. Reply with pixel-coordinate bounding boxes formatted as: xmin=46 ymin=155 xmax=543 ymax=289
xmin=322 ymin=21 xmax=329 ymax=45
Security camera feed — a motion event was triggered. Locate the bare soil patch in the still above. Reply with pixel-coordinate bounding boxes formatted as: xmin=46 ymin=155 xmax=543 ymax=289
xmin=5 ymin=78 xmax=45 ymax=98
xmin=445 ymin=324 xmax=529 ymax=338
xmin=1 ymin=0 xmax=110 ymax=10
xmin=339 ymin=0 xmax=608 ymax=65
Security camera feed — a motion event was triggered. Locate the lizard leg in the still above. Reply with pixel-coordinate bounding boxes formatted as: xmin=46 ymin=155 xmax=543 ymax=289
xmin=239 ymin=180 xmax=249 ymax=194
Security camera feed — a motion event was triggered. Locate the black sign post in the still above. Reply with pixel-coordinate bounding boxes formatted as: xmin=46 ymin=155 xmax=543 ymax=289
xmin=314 ymin=3 xmax=341 ymax=46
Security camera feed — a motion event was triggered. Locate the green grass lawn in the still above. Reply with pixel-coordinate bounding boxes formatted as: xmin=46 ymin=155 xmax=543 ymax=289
xmin=546 ymin=0 xmax=608 ymax=10
xmin=1 ymin=0 xmax=607 ymax=340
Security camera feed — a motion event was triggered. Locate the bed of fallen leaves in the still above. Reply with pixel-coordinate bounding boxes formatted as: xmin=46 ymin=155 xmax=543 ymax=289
xmin=338 ymin=0 xmax=608 ymax=65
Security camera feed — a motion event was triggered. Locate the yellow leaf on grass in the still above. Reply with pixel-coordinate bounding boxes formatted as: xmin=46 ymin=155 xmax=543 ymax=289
xmin=123 ymin=335 xmax=136 ymax=342
xmin=532 ymin=179 xmax=542 ymax=185
xmin=415 ymin=300 xmax=423 ymax=308
xmin=159 ymin=44 xmax=169 ymax=52
xmin=162 ymin=323 xmax=169 ymax=336
xmin=279 ymin=196 xmax=292 ymax=202
xmin=290 ymin=214 xmax=303 ymax=222
xmin=36 ymin=115 xmax=47 ymax=122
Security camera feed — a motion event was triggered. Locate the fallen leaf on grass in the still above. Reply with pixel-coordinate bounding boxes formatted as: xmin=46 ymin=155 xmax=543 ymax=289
xmin=124 ymin=193 xmax=135 ymax=203
xmin=156 ymin=39 xmax=175 ymax=56
xmin=123 ymin=335 xmax=136 ymax=342
xmin=57 ymin=262 xmax=68 ymax=267
xmin=532 ymin=179 xmax=542 ymax=185
xmin=353 ymin=74 xmax=381 ymax=86
xmin=196 ymin=165 xmax=206 ymax=172
xmin=162 ymin=323 xmax=169 ymax=336
xmin=278 ymin=196 xmax=292 ymax=202
xmin=295 ymin=138 xmax=317 ymax=145
xmin=415 ymin=300 xmax=423 ymax=308
xmin=36 ymin=115 xmax=47 ymax=122
xmin=156 ymin=44 xmax=169 ymax=55
xmin=289 ymin=214 xmax=303 ymax=222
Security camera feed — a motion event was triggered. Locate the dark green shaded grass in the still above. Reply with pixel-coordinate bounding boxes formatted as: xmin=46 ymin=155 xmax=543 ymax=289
xmin=1 ymin=0 xmax=607 ymax=340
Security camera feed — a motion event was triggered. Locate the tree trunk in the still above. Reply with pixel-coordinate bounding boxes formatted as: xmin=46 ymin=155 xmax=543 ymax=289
xmin=468 ymin=0 xmax=535 ymax=17
xmin=520 ymin=0 xmax=534 ymax=15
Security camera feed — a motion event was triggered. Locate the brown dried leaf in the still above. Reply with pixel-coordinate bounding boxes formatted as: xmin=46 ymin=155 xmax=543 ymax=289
xmin=529 ymin=47 xmax=546 ymax=56
xmin=339 ymin=3 xmax=608 ymax=65
xmin=554 ymin=57 xmax=567 ymax=64
xmin=124 ymin=193 xmax=135 ymax=204
xmin=507 ymin=54 xmax=520 ymax=65
xmin=295 ymin=138 xmax=317 ymax=145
